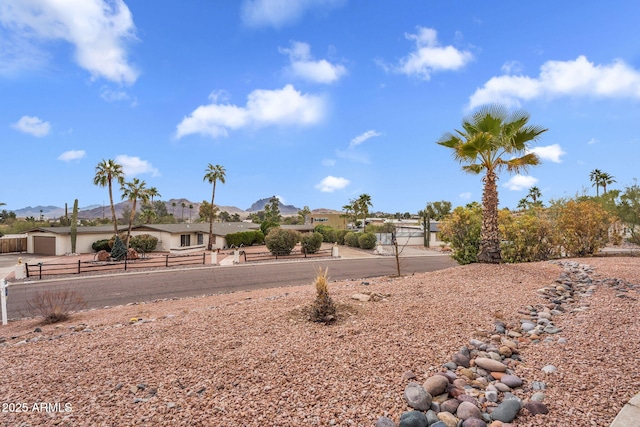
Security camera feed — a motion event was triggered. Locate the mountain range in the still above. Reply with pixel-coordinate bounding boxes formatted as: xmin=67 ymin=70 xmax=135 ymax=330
xmin=11 ymin=198 xmax=340 ymax=220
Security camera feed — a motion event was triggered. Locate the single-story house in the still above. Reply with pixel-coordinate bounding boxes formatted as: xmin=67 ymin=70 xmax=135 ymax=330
xmin=23 ymin=222 xmax=260 ymax=256
xmin=306 ymin=213 xmax=347 ymax=230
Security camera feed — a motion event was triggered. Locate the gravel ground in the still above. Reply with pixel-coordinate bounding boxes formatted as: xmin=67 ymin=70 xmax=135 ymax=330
xmin=0 ymin=257 xmax=638 ymax=426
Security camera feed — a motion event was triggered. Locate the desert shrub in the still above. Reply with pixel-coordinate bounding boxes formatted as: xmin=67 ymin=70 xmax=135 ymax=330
xmin=108 ymin=233 xmax=128 ymax=249
xmin=110 ymin=236 xmax=128 ymax=260
xmin=129 ymin=234 xmax=158 ymax=253
xmin=314 ymin=225 xmax=337 ymax=243
xmin=265 ymin=228 xmax=300 ymax=256
xmin=26 ymin=289 xmax=87 ymax=324
xmin=310 ymin=267 xmax=336 ymax=323
xmin=225 ymin=230 xmax=265 ymax=247
xmin=499 ymin=208 xmax=559 ymax=263
xmin=335 ymin=229 xmax=348 ymax=245
xmin=92 ymin=239 xmax=111 ymax=252
xmin=439 ymin=204 xmax=482 ymax=264
xmin=344 ymin=231 xmax=360 ymax=247
xmin=301 ymin=232 xmax=323 ymax=254
xmin=358 ymin=232 xmax=377 ymax=249
xmin=556 ymin=200 xmax=612 ymax=256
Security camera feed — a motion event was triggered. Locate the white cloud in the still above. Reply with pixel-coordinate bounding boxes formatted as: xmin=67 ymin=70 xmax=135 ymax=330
xmin=322 ymin=158 xmax=336 ymax=166
xmin=501 ymin=60 xmax=523 ymax=75
xmin=335 ymin=149 xmax=370 ymax=164
xmin=393 ymin=26 xmax=473 ymax=80
xmin=0 ymin=0 xmax=139 ymax=84
xmin=12 ymin=115 xmax=51 ymax=137
xmin=468 ymin=56 xmax=640 ymax=109
xmin=57 ymin=149 xmax=86 ymax=161
xmin=176 ymin=84 xmax=326 ymax=139
xmin=115 ymin=155 xmax=159 ymax=177
xmin=315 ymin=176 xmax=350 ymax=192
xmin=504 ymin=174 xmax=538 ymax=191
xmin=100 ymin=87 xmax=136 ymax=106
xmin=459 ymin=192 xmax=472 ymax=200
xmin=350 ymin=130 xmax=382 ymax=148
xmin=528 ymin=144 xmax=565 ymax=163
xmin=279 ymin=41 xmax=347 ymax=84
xmin=241 ymin=0 xmax=344 ymax=28
xmin=587 ymin=138 xmax=598 ymax=145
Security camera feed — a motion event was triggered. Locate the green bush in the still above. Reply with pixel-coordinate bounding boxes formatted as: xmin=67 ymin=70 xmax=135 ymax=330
xmin=225 ymin=230 xmax=265 ymax=247
xmin=344 ymin=231 xmax=360 ymax=247
xmin=92 ymin=239 xmax=111 ymax=252
xmin=499 ymin=209 xmax=558 ymax=263
xmin=129 ymin=234 xmax=158 ymax=253
xmin=314 ymin=225 xmax=337 ymax=243
xmin=265 ymin=228 xmax=300 ymax=256
xmin=439 ymin=204 xmax=482 ymax=264
xmin=358 ymin=232 xmax=377 ymax=250
xmin=301 ymin=232 xmax=323 ymax=254
xmin=335 ymin=229 xmax=348 ymax=245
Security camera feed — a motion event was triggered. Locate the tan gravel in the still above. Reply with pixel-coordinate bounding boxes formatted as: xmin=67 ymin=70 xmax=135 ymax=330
xmin=0 ymin=257 xmax=638 ymax=426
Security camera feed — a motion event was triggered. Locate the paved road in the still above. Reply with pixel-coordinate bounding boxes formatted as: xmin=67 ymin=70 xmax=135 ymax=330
xmin=5 ymin=256 xmax=457 ymax=319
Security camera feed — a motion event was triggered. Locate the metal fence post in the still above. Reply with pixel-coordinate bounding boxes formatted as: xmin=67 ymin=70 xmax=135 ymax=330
xmin=78 ymin=260 xmax=81 ymax=274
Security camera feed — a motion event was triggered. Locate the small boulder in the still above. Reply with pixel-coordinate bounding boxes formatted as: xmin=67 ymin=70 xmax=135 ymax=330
xmin=423 ymin=375 xmax=449 ymax=396
xmin=399 ymin=410 xmax=428 ymax=427
xmin=404 ymin=382 xmax=432 ymax=411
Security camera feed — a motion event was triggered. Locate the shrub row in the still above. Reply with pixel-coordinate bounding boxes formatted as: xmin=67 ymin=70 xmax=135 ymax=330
xmin=344 ymin=231 xmax=377 ymax=250
xmin=92 ymin=233 xmax=158 ymax=253
xmin=225 ymin=230 xmax=265 ymax=247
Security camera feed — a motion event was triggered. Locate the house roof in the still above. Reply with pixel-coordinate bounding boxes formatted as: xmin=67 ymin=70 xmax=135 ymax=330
xmin=23 ymin=222 xmax=260 ymax=237
xmin=133 ymin=222 xmax=260 ymax=236
xmin=23 ymin=225 xmax=126 ymax=235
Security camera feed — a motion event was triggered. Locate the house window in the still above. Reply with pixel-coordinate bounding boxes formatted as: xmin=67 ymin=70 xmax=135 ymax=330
xmin=313 ymin=218 xmax=328 ymax=223
xmin=180 ymin=234 xmax=191 ymax=247
xmin=197 ymin=233 xmax=203 ymax=245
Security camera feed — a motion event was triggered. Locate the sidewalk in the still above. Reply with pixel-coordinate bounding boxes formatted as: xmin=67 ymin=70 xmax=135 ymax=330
xmin=610 ymin=393 xmax=640 ymax=427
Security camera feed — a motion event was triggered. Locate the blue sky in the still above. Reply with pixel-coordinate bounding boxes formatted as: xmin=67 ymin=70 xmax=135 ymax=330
xmin=2 ymin=0 xmax=639 ymax=214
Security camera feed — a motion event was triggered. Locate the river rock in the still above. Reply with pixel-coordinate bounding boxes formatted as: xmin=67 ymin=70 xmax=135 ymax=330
xmin=462 ymin=418 xmax=487 ymax=427
xmin=474 ymin=357 xmax=507 ymax=372
xmin=453 ymin=352 xmax=471 ymax=368
xmin=404 ymin=382 xmax=432 ymax=411
xmin=491 ymin=399 xmax=521 ymax=422
xmin=399 ymin=410 xmax=428 ymax=427
xmin=457 ymin=401 xmax=482 ymax=420
xmin=524 ymin=400 xmax=549 ymax=415
xmin=423 ymin=375 xmax=449 ymax=396
xmin=376 ymin=417 xmax=397 ymax=427
xmin=500 ymin=374 xmax=523 ymax=388
xmin=437 ymin=411 xmax=459 ymax=427
xmin=440 ymin=399 xmax=459 ymax=414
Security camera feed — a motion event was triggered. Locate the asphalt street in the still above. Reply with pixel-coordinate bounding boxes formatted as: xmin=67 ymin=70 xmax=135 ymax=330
xmin=4 ymin=255 xmax=457 ymax=319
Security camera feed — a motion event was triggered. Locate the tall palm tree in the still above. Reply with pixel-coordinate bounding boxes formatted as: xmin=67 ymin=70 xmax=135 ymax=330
xmin=590 ymin=169 xmax=603 ymax=197
xmin=148 ymin=187 xmax=161 ymax=205
xmin=437 ymin=104 xmax=547 ymax=263
xmin=356 ymin=193 xmax=373 ymax=228
xmin=599 ymin=172 xmax=616 ymax=194
xmin=171 ymin=201 xmax=177 ymax=216
xmin=527 ymin=186 xmax=542 ymax=204
xmin=203 ymin=164 xmax=226 ymax=250
xmin=93 ymin=159 xmax=125 ymax=236
xmin=181 ymin=202 xmax=186 ymax=222
xmin=188 ymin=204 xmax=193 ymax=222
xmin=121 ymin=178 xmax=149 ymax=247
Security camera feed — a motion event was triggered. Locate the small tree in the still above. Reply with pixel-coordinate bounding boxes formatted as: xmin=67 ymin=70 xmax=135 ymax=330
xmin=439 ymin=203 xmax=482 ymax=264
xmin=110 ymin=235 xmax=128 ymax=260
xmin=265 ymin=228 xmax=300 ymax=256
xmin=301 ymin=232 xmax=323 ymax=254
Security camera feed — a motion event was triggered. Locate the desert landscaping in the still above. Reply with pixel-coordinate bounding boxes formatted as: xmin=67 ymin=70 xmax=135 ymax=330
xmin=0 ymin=256 xmax=638 ymax=426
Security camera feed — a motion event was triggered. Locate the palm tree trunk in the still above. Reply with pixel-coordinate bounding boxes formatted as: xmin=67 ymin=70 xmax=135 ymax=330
xmin=208 ymin=182 xmax=216 ymax=250
xmin=108 ymin=180 xmax=118 ymax=236
xmin=126 ymin=200 xmax=136 ymax=248
xmin=478 ymin=171 xmax=502 ymax=263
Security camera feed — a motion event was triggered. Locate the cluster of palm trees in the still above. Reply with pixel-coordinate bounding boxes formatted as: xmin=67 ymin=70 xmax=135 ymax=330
xmin=589 ymin=169 xmax=616 ymax=197
xmin=94 ymin=160 xmax=227 ymax=251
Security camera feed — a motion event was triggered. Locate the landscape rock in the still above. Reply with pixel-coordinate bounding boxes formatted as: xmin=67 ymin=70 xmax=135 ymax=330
xmin=474 ymin=357 xmax=506 ymax=372
xmin=456 ymin=401 xmax=482 ymax=420
xmin=523 ymin=400 xmax=549 ymax=415
xmin=376 ymin=416 xmax=397 ymax=427
xmin=491 ymin=399 xmax=521 ymax=423
xmin=423 ymin=375 xmax=449 ymax=396
xmin=404 ymin=382 xmax=432 ymax=411
xmin=399 ymin=410 xmax=428 ymax=427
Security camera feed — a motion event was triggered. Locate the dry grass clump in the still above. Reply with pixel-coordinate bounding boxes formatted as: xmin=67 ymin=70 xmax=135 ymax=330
xmin=310 ymin=267 xmax=337 ymax=323
xmin=25 ymin=289 xmax=87 ymax=324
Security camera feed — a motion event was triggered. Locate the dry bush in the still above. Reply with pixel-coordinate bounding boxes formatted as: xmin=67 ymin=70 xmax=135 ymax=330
xmin=310 ymin=267 xmax=336 ymax=323
xmin=26 ymin=289 xmax=87 ymax=324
